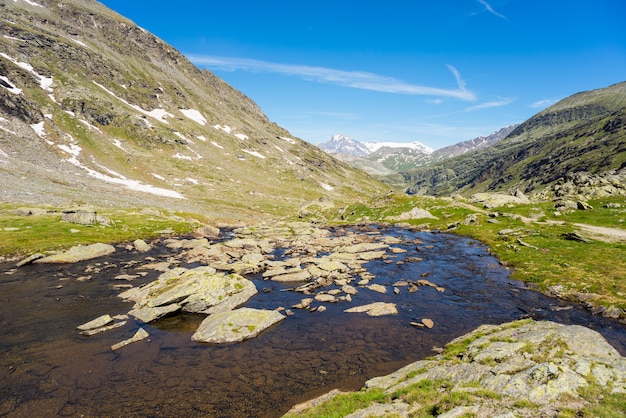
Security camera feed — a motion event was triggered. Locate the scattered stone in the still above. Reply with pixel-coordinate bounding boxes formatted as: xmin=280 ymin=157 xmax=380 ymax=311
xmin=366 ymin=284 xmax=387 ymax=294
xmin=193 ymin=225 xmax=220 ymax=238
xmin=341 ymin=285 xmax=358 ymax=295
xmin=15 ymin=253 xmax=45 ymax=267
xmin=191 ymin=308 xmax=285 ymax=343
xmin=271 ymin=269 xmax=311 ymax=283
xmin=386 ymin=207 xmax=438 ymax=221
xmin=345 ymin=302 xmax=398 ymax=316
xmin=77 ymin=314 xmax=113 ymax=331
xmin=562 ymin=232 xmax=590 ymax=243
xmin=111 ymin=328 xmax=149 ymax=351
xmin=314 ymin=294 xmax=336 ymax=303
xmin=133 ymin=239 xmax=152 ymax=253
xmin=317 ymin=306 xmax=327 ymax=313
xmin=80 ymin=321 xmax=126 ymax=336
xmin=421 ymin=318 xmax=435 ymax=329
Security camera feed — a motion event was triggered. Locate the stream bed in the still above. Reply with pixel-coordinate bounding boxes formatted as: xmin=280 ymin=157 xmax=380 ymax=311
xmin=1 ymin=226 xmax=624 ymax=417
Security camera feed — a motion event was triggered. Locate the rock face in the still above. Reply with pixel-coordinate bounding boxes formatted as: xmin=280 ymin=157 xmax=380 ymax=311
xmin=192 ymin=308 xmax=285 ymax=343
xmin=35 ymin=243 xmax=116 ymax=263
xmin=292 ymin=320 xmax=626 ymax=417
xmin=119 ymin=266 xmax=257 ymax=323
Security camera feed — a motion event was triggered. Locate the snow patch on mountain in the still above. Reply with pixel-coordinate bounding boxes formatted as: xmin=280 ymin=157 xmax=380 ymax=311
xmin=365 ymin=141 xmax=434 ymax=154
xmin=318 ymin=134 xmax=433 ymax=157
xmin=179 ymin=108 xmax=207 ymax=125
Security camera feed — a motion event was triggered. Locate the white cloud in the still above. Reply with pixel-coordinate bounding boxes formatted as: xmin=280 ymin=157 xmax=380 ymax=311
xmin=465 ymin=98 xmax=515 ymax=112
xmin=530 ymin=98 xmax=558 ymax=109
xmin=477 ymin=0 xmax=508 ymax=20
xmin=188 ymin=55 xmax=476 ymax=101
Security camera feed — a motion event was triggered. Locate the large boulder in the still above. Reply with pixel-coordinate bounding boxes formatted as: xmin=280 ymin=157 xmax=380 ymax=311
xmin=35 ymin=243 xmax=116 ymax=263
xmin=191 ymin=307 xmax=285 ymax=343
xmin=120 ymin=266 xmax=257 ymax=322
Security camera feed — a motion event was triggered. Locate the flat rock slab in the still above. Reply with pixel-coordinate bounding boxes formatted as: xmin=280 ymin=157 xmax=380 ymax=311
xmin=35 ymin=243 xmax=116 ymax=263
xmin=121 ymin=266 xmax=258 ymax=322
xmin=192 ymin=308 xmax=285 ymax=343
xmin=345 ymin=302 xmax=398 ymax=316
xmin=111 ymin=328 xmax=149 ymax=351
xmin=77 ymin=314 xmax=113 ymax=331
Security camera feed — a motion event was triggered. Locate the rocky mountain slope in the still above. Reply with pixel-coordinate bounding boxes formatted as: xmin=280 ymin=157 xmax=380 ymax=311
xmin=0 ymin=0 xmax=387 ymax=220
xmin=397 ymin=82 xmax=626 ymax=197
xmin=432 ymin=124 xmax=518 ymax=160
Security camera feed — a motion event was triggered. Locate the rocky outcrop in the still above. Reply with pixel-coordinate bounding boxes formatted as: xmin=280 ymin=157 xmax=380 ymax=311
xmin=119 ymin=266 xmax=257 ymax=322
xmin=287 ymin=319 xmax=626 ymax=417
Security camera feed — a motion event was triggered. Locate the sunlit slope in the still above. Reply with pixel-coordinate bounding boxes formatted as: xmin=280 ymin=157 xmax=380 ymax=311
xmin=399 ymin=81 xmax=626 ymax=196
xmin=0 ymin=0 xmax=387 ymax=217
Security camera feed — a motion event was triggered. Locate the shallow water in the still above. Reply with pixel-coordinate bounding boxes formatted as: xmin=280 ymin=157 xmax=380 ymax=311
xmin=1 ymin=226 xmax=624 ymax=417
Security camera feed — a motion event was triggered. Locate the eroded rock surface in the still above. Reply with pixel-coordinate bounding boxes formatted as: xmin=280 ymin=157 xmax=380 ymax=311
xmin=290 ymin=319 xmax=626 ymax=417
xmin=191 ymin=307 xmax=285 ymax=343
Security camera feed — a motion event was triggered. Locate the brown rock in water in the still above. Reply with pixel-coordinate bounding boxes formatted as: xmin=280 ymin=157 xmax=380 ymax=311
xmin=422 ymin=318 xmax=435 ymax=329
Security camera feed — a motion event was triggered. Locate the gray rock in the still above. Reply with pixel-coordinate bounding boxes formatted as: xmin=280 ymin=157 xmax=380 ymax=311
xmin=15 ymin=252 xmax=45 ymax=267
xmin=331 ymin=320 xmax=626 ymax=416
xmin=386 ymin=207 xmax=438 ymax=221
xmin=111 ymin=328 xmax=149 ymax=351
xmin=121 ymin=266 xmax=257 ymax=322
xmin=191 ymin=308 xmax=285 ymax=343
xmin=345 ymin=302 xmax=398 ymax=316
xmin=133 ymin=239 xmax=152 ymax=252
xmin=35 ymin=243 xmax=116 ymax=263
xmin=77 ymin=314 xmax=113 ymax=331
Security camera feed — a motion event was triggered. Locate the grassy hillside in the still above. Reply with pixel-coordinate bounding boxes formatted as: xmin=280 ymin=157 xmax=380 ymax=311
xmin=396 ymin=82 xmax=626 ymax=197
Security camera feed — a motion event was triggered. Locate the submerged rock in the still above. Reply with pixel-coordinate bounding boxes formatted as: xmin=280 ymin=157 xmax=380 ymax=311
xmin=191 ymin=308 xmax=285 ymax=343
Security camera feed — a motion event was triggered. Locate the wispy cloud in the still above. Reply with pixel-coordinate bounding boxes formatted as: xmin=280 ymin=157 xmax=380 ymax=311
xmin=465 ymin=98 xmax=515 ymax=112
xmin=187 ymin=55 xmax=476 ymax=101
xmin=530 ymin=98 xmax=558 ymax=109
xmin=476 ymin=0 xmax=508 ymax=20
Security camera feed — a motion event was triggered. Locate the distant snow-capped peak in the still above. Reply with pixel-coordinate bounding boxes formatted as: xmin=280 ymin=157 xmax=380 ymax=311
xmin=318 ymin=134 xmax=434 ymax=157
xmin=317 ymin=134 xmax=371 ymax=157
xmin=364 ymin=141 xmax=434 ymax=155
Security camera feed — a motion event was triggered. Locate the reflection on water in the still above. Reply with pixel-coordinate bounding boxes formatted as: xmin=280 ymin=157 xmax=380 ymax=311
xmin=1 ymin=226 xmax=624 ymax=417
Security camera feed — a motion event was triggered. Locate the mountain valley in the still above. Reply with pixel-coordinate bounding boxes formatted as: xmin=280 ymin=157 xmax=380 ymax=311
xmin=0 ymin=1 xmax=625 ymax=418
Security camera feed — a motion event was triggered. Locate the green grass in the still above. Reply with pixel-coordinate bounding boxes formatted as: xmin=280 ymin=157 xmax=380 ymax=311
xmin=0 ymin=205 xmax=202 ymax=256
xmin=282 ymin=388 xmax=387 ymax=418
xmin=578 ymin=383 xmax=626 ymax=417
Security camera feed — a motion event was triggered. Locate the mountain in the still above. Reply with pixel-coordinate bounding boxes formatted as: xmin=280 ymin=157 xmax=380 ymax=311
xmin=364 ymin=140 xmax=434 ymax=155
xmin=318 ymin=128 xmax=513 ymax=176
xmin=432 ymin=125 xmax=518 ymax=160
xmin=317 ymin=134 xmax=435 ymax=175
xmin=0 ymin=0 xmax=387 ymax=219
xmin=397 ymin=82 xmax=626 ymax=197
xmin=317 ymin=134 xmax=371 ymax=157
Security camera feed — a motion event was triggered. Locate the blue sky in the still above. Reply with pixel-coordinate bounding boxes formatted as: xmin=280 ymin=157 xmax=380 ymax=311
xmin=99 ymin=0 xmax=626 ymax=149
